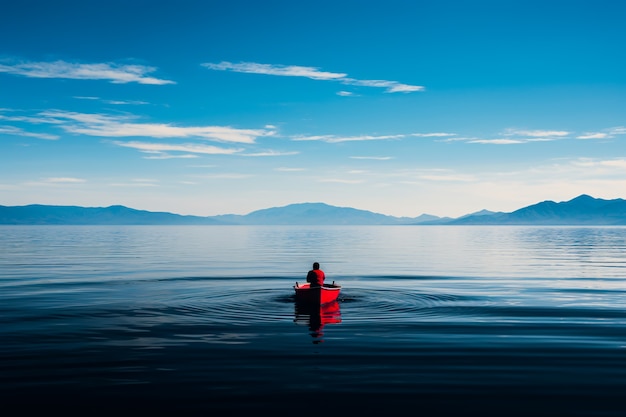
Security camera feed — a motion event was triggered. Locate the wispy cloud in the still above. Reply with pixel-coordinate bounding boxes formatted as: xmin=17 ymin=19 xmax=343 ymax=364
xmin=241 ymin=150 xmax=299 ymax=157
xmin=577 ymin=127 xmax=626 ymax=140
xmin=74 ymin=96 xmax=149 ymax=105
xmin=442 ymin=128 xmax=574 ymax=145
xmin=0 ymin=110 xmax=63 ymax=125
xmin=504 ymin=129 xmax=570 ymax=137
xmin=0 ymin=125 xmax=59 ymax=140
xmin=39 ymin=111 xmax=274 ymax=144
xmin=292 ymin=132 xmax=452 ymax=143
xmin=111 ymin=141 xmax=243 ymax=156
xmin=202 ymin=61 xmax=346 ymax=80
xmin=202 ymin=61 xmax=424 ymax=93
xmin=411 ymin=133 xmax=457 ymax=137
xmin=44 ymin=177 xmax=86 ymax=183
xmin=350 ymin=156 xmax=394 ymax=160
xmin=0 ymin=59 xmax=175 ymax=85
xmin=468 ymin=139 xmax=525 ymax=145
xmin=143 ymin=153 xmax=199 ymax=160
xmin=294 ymin=134 xmax=405 ymax=143
xmin=342 ymin=78 xmax=424 ymax=93
xmin=577 ymin=133 xmax=609 ymax=140
xmin=571 ymin=157 xmax=626 ymax=170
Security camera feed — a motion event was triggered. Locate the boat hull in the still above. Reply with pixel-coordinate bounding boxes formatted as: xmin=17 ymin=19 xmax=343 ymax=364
xmin=294 ymin=282 xmax=341 ymax=305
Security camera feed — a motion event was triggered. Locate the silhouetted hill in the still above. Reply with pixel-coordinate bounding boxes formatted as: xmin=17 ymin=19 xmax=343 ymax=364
xmin=214 ymin=202 xmax=431 ymax=225
xmin=0 ymin=202 xmax=440 ymax=225
xmin=1 ymin=195 xmax=624 ymax=225
xmin=0 ymin=204 xmax=222 ymax=225
xmin=451 ymin=195 xmax=626 ymax=225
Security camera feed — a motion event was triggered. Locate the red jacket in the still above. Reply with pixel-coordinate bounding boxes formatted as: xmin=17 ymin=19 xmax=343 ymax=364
xmin=306 ymin=269 xmax=325 ymax=286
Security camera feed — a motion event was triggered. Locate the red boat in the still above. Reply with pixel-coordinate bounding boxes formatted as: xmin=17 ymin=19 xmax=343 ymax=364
xmin=293 ymin=281 xmax=341 ymax=305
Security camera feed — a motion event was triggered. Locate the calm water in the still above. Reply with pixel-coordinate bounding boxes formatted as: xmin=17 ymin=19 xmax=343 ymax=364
xmin=2 ymin=225 xmax=626 ymax=415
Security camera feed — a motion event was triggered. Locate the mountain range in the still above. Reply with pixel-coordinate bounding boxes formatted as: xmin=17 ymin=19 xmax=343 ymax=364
xmin=0 ymin=194 xmax=625 ymax=225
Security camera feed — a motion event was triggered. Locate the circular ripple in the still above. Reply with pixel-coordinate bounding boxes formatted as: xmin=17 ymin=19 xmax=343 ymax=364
xmin=159 ymin=284 xmax=487 ymax=325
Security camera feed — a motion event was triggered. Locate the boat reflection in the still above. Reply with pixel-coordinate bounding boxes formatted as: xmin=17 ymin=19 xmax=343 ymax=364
xmin=294 ymin=300 xmax=342 ymax=344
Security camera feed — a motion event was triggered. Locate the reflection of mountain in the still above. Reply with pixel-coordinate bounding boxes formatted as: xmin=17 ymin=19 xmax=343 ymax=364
xmin=294 ymin=301 xmax=342 ymax=344
xmin=2 ymin=194 xmax=624 ymax=225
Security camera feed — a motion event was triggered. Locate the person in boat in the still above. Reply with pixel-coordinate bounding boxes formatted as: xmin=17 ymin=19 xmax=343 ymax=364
xmin=306 ymin=262 xmax=325 ymax=288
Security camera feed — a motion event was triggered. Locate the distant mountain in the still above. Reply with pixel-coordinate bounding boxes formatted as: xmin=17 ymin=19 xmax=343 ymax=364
xmin=0 ymin=202 xmax=441 ymax=225
xmin=450 ymin=195 xmax=626 ymax=225
xmin=0 ymin=204 xmax=222 ymax=225
xmin=1 ymin=195 xmax=624 ymax=225
xmin=214 ymin=202 xmax=434 ymax=225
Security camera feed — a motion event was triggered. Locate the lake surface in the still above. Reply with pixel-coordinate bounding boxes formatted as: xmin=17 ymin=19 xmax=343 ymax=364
xmin=2 ymin=225 xmax=626 ymax=415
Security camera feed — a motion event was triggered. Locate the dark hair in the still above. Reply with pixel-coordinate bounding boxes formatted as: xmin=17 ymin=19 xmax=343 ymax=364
xmin=313 ymin=262 xmax=320 ymax=269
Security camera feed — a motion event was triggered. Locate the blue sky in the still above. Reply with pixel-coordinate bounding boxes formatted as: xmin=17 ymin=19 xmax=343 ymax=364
xmin=1 ymin=0 xmax=625 ymax=217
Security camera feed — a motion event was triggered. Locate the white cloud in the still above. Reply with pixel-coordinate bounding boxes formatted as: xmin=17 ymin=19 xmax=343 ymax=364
xmin=571 ymin=157 xmax=626 ymax=170
xmin=468 ymin=139 xmax=524 ymax=145
xmin=274 ymin=167 xmax=306 ymax=172
xmin=410 ymin=133 xmax=457 ymax=137
xmin=241 ymin=150 xmax=299 ymax=157
xmin=143 ymin=153 xmax=199 ymax=159
xmin=577 ymin=132 xmax=608 ymax=139
xmin=202 ymin=61 xmax=347 ymax=80
xmin=504 ymin=129 xmax=570 ymax=137
xmin=40 ymin=111 xmax=273 ymax=144
xmin=74 ymin=96 xmax=149 ymax=105
xmin=601 ymin=159 xmax=626 ymax=169
xmin=342 ymin=78 xmax=424 ymax=93
xmin=0 ymin=111 xmax=63 ymax=125
xmin=0 ymin=125 xmax=59 ymax=140
xmin=292 ymin=132 xmax=450 ymax=143
xmin=309 ymin=134 xmax=405 ymax=143
xmin=202 ymin=61 xmax=424 ymax=93
xmin=293 ymin=132 xmax=455 ymax=143
xmin=350 ymin=156 xmax=394 ymax=160
xmin=577 ymin=127 xmax=626 ymax=139
xmin=105 ymin=100 xmax=150 ymax=106
xmin=337 ymin=91 xmax=354 ymax=96
xmin=112 ymin=141 xmax=243 ymax=155
xmin=45 ymin=177 xmax=86 ymax=183
xmin=0 ymin=59 xmax=175 ymax=85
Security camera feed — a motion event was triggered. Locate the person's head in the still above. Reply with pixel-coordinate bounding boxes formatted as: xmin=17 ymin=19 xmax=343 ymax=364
xmin=312 ymin=262 xmax=320 ymax=270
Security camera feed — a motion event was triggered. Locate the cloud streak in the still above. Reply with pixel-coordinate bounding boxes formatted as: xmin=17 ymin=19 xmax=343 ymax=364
xmin=0 ymin=59 xmax=175 ymax=85
xmin=0 ymin=125 xmax=59 ymax=140
xmin=504 ymin=129 xmax=570 ymax=138
xmin=350 ymin=156 xmax=394 ymax=160
xmin=577 ymin=127 xmax=626 ymax=140
xmin=45 ymin=177 xmax=86 ymax=183
xmin=39 ymin=111 xmax=274 ymax=144
xmin=112 ymin=141 xmax=243 ymax=156
xmin=202 ymin=61 xmax=424 ymax=93
xmin=292 ymin=132 xmax=453 ymax=143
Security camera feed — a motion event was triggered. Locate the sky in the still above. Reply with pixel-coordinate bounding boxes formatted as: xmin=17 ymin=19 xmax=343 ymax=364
xmin=1 ymin=0 xmax=625 ymax=218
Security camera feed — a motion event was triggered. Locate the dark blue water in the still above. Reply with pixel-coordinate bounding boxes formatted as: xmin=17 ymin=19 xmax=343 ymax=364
xmin=2 ymin=225 xmax=626 ymax=415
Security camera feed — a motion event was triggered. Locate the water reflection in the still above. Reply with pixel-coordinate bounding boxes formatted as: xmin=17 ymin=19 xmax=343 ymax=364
xmin=294 ymin=301 xmax=342 ymax=344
